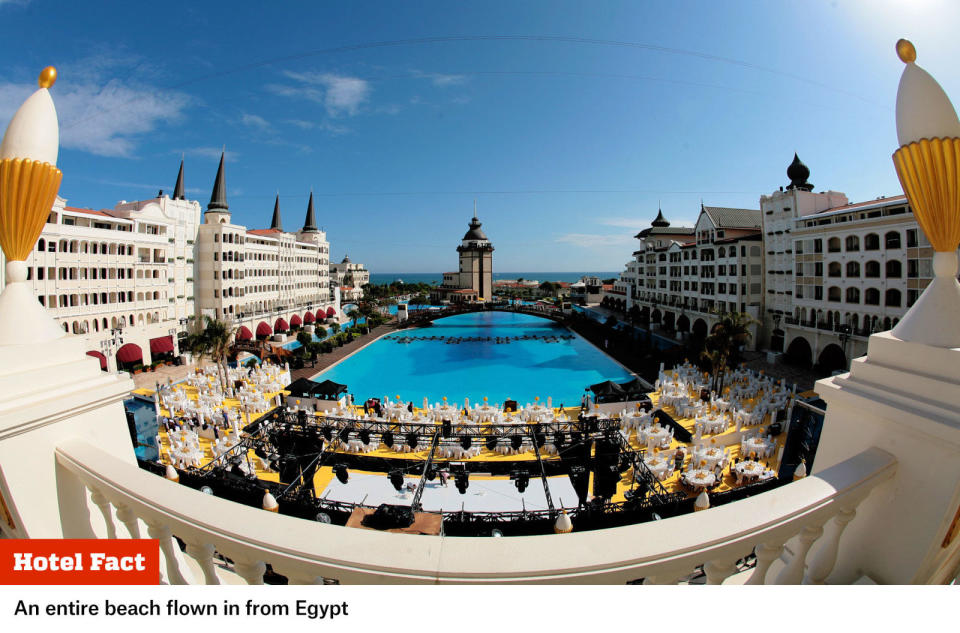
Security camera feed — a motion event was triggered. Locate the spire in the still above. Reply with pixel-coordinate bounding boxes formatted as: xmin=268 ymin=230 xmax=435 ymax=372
xmin=207 ymin=151 xmax=228 ymax=212
xmin=173 ymin=159 xmax=185 ymax=200
xmin=473 ymin=198 xmax=478 ymax=220
xmin=651 ymin=206 xmax=670 ymax=227
xmin=271 ymin=194 xmax=283 ymax=231
xmin=302 ymin=191 xmax=317 ymax=232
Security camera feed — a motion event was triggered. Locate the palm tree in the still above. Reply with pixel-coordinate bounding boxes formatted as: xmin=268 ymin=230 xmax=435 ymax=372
xmin=183 ymin=316 xmax=236 ymax=391
xmin=701 ymin=311 xmax=757 ymax=394
xmin=347 ymin=308 xmax=361 ymax=328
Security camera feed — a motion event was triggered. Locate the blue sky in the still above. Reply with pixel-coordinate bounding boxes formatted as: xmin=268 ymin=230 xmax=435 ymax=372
xmin=1 ymin=0 xmax=957 ymax=272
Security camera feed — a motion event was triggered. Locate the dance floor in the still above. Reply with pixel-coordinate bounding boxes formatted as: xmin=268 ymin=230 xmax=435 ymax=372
xmin=319 ymin=471 xmax=579 ymax=512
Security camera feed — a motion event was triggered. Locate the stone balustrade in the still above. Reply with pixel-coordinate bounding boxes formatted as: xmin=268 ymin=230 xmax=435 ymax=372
xmin=55 ymin=438 xmax=895 ymax=585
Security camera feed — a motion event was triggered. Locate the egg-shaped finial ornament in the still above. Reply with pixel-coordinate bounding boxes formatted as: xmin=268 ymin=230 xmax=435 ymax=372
xmin=0 ymin=66 xmax=59 ymax=164
xmin=895 ymin=40 xmax=960 ymax=145
xmin=896 ymin=39 xmax=916 ymax=64
xmin=38 ymin=66 xmax=57 ymax=89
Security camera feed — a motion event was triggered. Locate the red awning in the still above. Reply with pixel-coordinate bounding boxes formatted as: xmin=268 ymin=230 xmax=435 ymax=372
xmin=256 ymin=322 xmax=271 ymax=337
xmin=116 ymin=343 xmax=142 ymax=364
xmin=274 ymin=318 xmax=289 ymax=333
xmin=149 ymin=336 xmax=174 ymax=355
xmin=303 ymin=311 xmax=315 ymax=324
xmin=86 ymin=350 xmax=107 ymax=370
xmin=236 ymin=325 xmax=253 ymax=341
xmin=325 ymin=307 xmax=336 ymax=318
xmin=290 ymin=314 xmax=302 ymax=327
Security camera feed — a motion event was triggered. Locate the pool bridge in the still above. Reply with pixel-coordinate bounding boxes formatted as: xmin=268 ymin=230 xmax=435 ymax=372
xmin=403 ymin=303 xmax=567 ymax=326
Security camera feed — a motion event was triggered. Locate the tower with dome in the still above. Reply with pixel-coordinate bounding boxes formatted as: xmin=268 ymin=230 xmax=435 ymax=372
xmin=431 ymin=211 xmax=495 ymax=304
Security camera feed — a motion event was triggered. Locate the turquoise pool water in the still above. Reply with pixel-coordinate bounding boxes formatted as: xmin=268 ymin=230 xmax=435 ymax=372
xmin=313 ymin=312 xmax=633 ymax=405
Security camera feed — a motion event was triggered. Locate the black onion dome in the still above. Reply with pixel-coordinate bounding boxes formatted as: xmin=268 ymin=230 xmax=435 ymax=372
xmin=786 ymin=153 xmax=814 ymax=192
xmin=463 ymin=215 xmax=488 ymax=241
xmin=651 ymin=208 xmax=670 ymax=227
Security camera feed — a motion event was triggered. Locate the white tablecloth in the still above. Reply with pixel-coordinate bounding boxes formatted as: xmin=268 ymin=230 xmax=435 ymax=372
xmin=682 ymin=469 xmax=716 ymax=490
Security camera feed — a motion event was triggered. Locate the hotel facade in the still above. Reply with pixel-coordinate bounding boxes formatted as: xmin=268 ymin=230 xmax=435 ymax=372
xmin=614 ymin=155 xmax=941 ymax=371
xmin=330 ymin=254 xmax=370 ymax=304
xmin=20 ymin=156 xmax=342 ymax=372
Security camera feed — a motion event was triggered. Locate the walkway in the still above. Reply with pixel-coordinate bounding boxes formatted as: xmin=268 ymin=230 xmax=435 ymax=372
xmin=289 ymin=323 xmax=395 ymax=383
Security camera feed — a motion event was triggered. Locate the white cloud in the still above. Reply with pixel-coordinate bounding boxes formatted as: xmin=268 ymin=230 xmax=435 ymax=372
xmin=0 ymin=54 xmax=189 ymax=158
xmin=410 ymin=70 xmax=467 ymax=87
xmin=554 ymin=233 xmax=636 ymax=248
xmin=181 ymin=147 xmax=240 ymax=162
xmin=277 ymin=71 xmax=370 ymax=117
xmin=240 ymin=112 xmax=271 ymax=130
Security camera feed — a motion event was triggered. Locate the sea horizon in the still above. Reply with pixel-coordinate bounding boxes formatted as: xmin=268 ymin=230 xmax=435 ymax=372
xmin=369 ymin=271 xmax=620 ymax=285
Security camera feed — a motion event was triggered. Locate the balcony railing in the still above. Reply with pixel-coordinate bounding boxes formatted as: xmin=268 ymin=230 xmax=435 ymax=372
xmin=55 ymin=440 xmax=895 ymax=584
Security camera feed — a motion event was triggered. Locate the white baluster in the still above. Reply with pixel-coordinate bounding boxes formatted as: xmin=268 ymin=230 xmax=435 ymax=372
xmin=115 ymin=504 xmax=141 ymax=539
xmin=775 ymin=523 xmax=824 ymax=585
xmin=234 ymin=559 xmax=267 ymax=585
xmin=184 ymin=541 xmax=220 ymax=585
xmin=804 ymin=509 xmax=857 ymax=584
xmin=642 ymin=567 xmax=690 ymax=585
xmin=746 ymin=541 xmax=784 ymax=585
xmin=89 ymin=488 xmax=117 ymax=539
xmin=146 ymin=521 xmax=187 ymax=585
xmin=704 ymin=556 xmax=740 ymax=585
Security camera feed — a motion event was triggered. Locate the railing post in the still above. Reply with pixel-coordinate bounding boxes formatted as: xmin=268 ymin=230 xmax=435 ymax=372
xmin=115 ymin=503 xmax=142 ymax=539
xmin=146 ymin=521 xmax=188 ymax=585
xmin=184 ymin=541 xmax=220 ymax=585
xmin=234 ymin=559 xmax=267 ymax=585
xmin=746 ymin=541 xmax=785 ymax=585
xmin=804 ymin=508 xmax=857 ymax=584
xmin=776 ymin=523 xmax=825 ymax=585
xmin=89 ymin=488 xmax=117 ymax=539
xmin=704 ymin=555 xmax=740 ymax=585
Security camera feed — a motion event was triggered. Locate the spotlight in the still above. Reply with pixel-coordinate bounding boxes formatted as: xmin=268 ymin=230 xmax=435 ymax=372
xmin=511 ymin=470 xmax=530 ymax=493
xmin=359 ymin=429 xmax=371 ymax=445
xmin=406 ymin=432 xmax=419 ymax=449
xmin=534 ymin=432 xmax=546 ymax=448
xmin=389 ymin=469 xmax=404 ymax=492
xmin=460 ymin=435 xmax=472 ymax=450
xmin=321 ymin=425 xmax=333 ymax=441
xmin=338 ymin=427 xmax=351 ymax=443
xmin=441 ymin=419 xmax=452 ymax=438
xmin=485 ymin=436 xmax=498 ymax=451
xmin=571 ymin=431 xmax=582 ymax=444
xmin=651 ymin=513 xmax=662 ymax=521
xmin=455 ymin=471 xmax=469 ymax=494
xmin=382 ymin=430 xmax=394 ymax=448
xmin=554 ymin=432 xmax=565 ymax=447
xmin=511 ymin=435 xmax=522 ymax=451
xmin=427 ymin=467 xmax=437 ymax=481
xmin=491 ymin=529 xmax=503 ymax=538
xmin=199 ymin=486 xmax=214 ymax=495
xmin=333 ymin=463 xmax=349 ymax=484
xmin=315 ymin=512 xmax=332 ymax=523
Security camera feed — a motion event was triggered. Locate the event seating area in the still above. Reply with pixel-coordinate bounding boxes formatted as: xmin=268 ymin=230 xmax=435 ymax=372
xmin=152 ymin=360 xmax=792 ymax=506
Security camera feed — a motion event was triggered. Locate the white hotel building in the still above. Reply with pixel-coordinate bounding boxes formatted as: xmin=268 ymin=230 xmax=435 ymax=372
xmin=614 ymin=154 xmax=943 ymax=371
xmin=19 ymin=155 xmax=340 ymax=372
xmin=329 ymin=254 xmax=370 ymax=304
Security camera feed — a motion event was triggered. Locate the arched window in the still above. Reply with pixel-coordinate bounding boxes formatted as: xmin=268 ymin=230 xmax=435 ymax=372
xmin=865 ymin=288 xmax=880 ymax=305
xmin=718 ymin=247 xmax=725 ymax=258
xmin=886 ymin=260 xmax=902 ymax=278
xmin=828 ymin=286 xmax=841 ymax=302
xmin=828 ymin=237 xmax=841 ymax=253
xmin=885 ymin=231 xmax=901 ymax=249
xmin=845 ymin=235 xmax=860 ymax=251
xmin=828 ymin=262 xmax=842 ymax=277
xmin=38 ymin=238 xmax=45 ymax=251
xmin=846 ymin=287 xmax=860 ymax=303
xmin=865 ymin=260 xmax=880 ymax=278
xmin=886 ymin=288 xmax=902 ymax=307
xmin=864 ymin=233 xmax=880 ymax=250
xmin=846 ymin=261 xmax=860 ymax=277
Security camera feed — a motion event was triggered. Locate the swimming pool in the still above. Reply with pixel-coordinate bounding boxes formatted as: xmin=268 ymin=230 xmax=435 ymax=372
xmin=313 ymin=312 xmax=633 ymax=405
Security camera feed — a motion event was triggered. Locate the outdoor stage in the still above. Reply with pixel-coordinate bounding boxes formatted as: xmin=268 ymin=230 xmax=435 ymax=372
xmin=319 ymin=471 xmax=579 ymax=512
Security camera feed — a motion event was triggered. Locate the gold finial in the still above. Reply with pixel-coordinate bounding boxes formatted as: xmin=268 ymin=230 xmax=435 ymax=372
xmin=896 ymin=39 xmax=916 ymax=64
xmin=37 ymin=66 xmax=57 ymax=89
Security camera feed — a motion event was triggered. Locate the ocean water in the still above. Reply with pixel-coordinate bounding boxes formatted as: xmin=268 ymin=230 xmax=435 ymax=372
xmin=312 ymin=311 xmax=633 ymax=405
xmin=368 ymin=271 xmax=620 ymax=286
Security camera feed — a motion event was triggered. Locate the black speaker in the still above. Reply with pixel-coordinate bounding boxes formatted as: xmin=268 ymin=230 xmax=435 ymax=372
xmin=388 ymin=469 xmax=404 ymax=491
xmin=511 ymin=435 xmax=522 ymax=450
xmin=460 ymin=435 xmax=471 ymax=450
xmin=359 ymin=429 xmax=371 ymax=445
xmin=441 ymin=419 xmax=452 ymax=438
xmin=333 ymin=463 xmax=349 ymax=484
xmin=485 ymin=436 xmax=498 ymax=451
xmin=382 ymin=430 xmax=394 ymax=448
